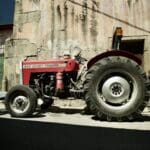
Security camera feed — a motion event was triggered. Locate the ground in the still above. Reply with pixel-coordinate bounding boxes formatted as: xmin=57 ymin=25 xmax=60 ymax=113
xmin=1 ymin=98 xmax=150 ymax=131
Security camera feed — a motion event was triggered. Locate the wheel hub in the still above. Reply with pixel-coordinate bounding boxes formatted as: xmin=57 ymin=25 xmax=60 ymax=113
xmin=11 ymin=96 xmax=30 ymax=113
xmin=111 ymin=83 xmax=124 ymax=97
xmin=101 ymin=76 xmax=130 ymax=104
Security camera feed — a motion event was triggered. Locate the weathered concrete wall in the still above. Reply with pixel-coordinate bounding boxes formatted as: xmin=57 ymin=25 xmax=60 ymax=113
xmin=0 ymin=27 xmax=13 ymax=89
xmin=4 ymin=0 xmax=150 ymax=88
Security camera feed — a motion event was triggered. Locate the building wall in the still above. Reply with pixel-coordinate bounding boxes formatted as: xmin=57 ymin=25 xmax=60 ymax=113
xmin=0 ymin=26 xmax=13 ymax=89
xmin=4 ymin=0 xmax=150 ymax=88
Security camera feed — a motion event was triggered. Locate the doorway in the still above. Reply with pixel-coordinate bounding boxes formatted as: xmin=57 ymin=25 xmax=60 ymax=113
xmin=119 ymin=39 xmax=144 ymax=61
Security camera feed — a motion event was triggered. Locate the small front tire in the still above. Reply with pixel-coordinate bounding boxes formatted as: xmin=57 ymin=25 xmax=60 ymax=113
xmin=5 ymin=85 xmax=37 ymax=117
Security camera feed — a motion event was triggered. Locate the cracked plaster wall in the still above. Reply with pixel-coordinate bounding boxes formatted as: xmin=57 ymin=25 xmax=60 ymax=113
xmin=3 ymin=0 xmax=150 ymax=89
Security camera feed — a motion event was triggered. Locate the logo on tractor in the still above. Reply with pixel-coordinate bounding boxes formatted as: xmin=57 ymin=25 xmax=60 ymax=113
xmin=23 ymin=63 xmax=66 ymax=69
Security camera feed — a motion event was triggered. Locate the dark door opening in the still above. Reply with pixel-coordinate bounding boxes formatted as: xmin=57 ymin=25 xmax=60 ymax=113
xmin=120 ymin=39 xmax=144 ymax=54
xmin=0 ymin=54 xmax=4 ymax=89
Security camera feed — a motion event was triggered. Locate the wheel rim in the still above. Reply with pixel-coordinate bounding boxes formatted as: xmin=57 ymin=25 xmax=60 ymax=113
xmin=10 ymin=95 xmax=30 ymax=114
xmin=96 ymin=71 xmax=139 ymax=108
xmin=101 ymin=76 xmax=130 ymax=104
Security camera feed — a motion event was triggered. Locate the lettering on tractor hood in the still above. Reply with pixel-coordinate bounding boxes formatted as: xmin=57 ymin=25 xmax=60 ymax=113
xmin=23 ymin=63 xmax=66 ymax=69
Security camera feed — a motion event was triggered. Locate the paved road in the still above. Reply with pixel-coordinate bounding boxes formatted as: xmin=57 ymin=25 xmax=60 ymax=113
xmin=1 ymin=99 xmax=150 ymax=131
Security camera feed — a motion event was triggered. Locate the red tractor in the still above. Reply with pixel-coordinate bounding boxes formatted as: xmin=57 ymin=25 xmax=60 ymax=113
xmin=5 ymin=28 xmax=150 ymax=121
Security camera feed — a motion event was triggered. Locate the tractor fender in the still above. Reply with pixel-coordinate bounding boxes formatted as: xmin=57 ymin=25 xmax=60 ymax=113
xmin=87 ymin=50 xmax=142 ymax=69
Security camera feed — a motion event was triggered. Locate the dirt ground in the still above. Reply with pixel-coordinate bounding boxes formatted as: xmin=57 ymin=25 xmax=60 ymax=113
xmin=1 ymin=98 xmax=150 ymax=131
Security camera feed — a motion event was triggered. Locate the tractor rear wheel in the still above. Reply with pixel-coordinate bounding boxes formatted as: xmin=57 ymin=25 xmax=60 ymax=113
xmin=84 ymin=56 xmax=149 ymax=121
xmin=5 ymin=85 xmax=37 ymax=117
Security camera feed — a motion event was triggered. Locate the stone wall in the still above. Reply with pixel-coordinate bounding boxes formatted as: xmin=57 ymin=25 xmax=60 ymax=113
xmin=4 ymin=0 xmax=150 ymax=88
xmin=0 ymin=27 xmax=13 ymax=89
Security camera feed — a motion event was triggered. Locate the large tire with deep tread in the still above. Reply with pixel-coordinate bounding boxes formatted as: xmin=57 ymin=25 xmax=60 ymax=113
xmin=5 ymin=85 xmax=37 ymax=117
xmin=84 ymin=56 xmax=149 ymax=121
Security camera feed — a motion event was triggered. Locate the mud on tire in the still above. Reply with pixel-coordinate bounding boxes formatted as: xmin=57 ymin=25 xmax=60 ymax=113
xmin=84 ymin=56 xmax=149 ymax=121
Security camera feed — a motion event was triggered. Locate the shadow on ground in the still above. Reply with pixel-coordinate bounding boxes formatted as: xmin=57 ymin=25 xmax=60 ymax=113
xmin=0 ymin=108 xmax=8 ymax=115
xmin=1 ymin=105 xmax=150 ymax=122
xmin=47 ymin=106 xmax=84 ymax=114
xmin=37 ymin=106 xmax=150 ymax=122
xmin=0 ymin=117 xmax=150 ymax=150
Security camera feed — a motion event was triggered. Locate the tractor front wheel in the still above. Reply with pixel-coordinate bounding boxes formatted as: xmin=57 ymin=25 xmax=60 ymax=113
xmin=5 ymin=85 xmax=37 ymax=117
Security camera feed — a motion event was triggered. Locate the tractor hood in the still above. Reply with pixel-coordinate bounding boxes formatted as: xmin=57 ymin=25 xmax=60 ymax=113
xmin=22 ymin=59 xmax=79 ymax=85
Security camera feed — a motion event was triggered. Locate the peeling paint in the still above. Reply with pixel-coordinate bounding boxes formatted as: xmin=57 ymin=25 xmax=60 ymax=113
xmin=57 ymin=5 xmax=62 ymax=22
xmin=50 ymin=0 xmax=55 ymax=55
xmin=127 ymin=0 xmax=131 ymax=7
xmin=71 ymin=7 xmax=75 ymax=26
xmin=90 ymin=2 xmax=98 ymax=49
xmin=81 ymin=0 xmax=87 ymax=20
xmin=64 ymin=1 xmax=68 ymax=44
xmin=81 ymin=0 xmax=88 ymax=41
